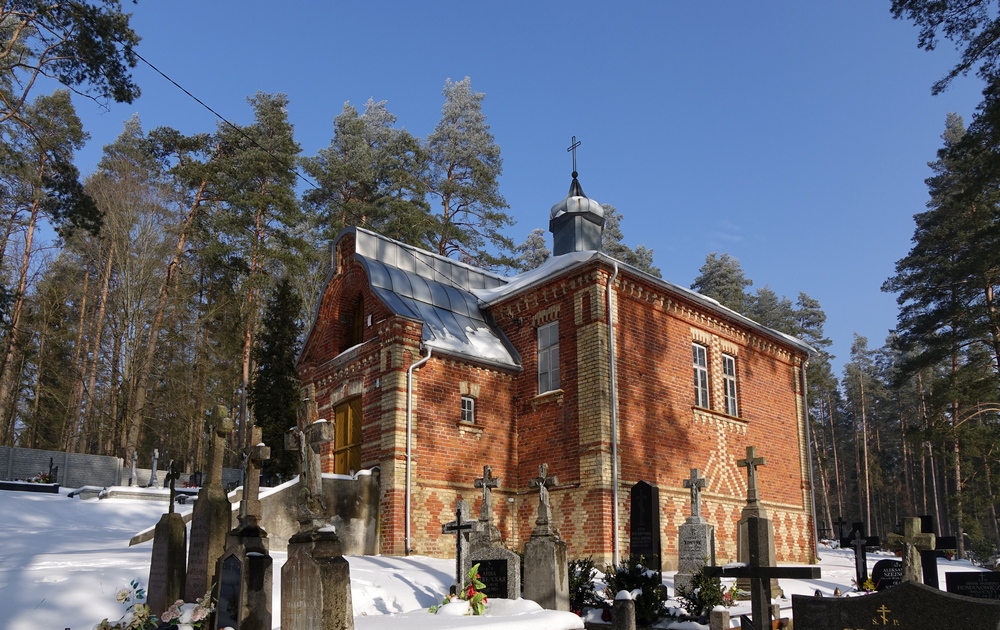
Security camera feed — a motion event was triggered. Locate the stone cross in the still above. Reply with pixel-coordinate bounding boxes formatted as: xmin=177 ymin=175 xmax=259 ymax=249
xmin=737 ymin=446 xmax=766 ymax=504
xmin=442 ymin=503 xmax=475 ymax=590
xmin=150 ymin=448 xmax=160 ymax=488
xmin=683 ymin=468 xmax=707 ymax=520
xmin=474 ymin=465 xmax=500 ymax=525
xmin=165 ymin=460 xmax=179 ymax=515
xmin=285 ymin=384 xmax=332 ymax=532
xmin=887 ymin=516 xmax=936 ymax=584
xmin=528 ymin=463 xmax=559 ymax=536
xmin=238 ymin=425 xmax=270 ymax=531
xmin=206 ymin=405 xmax=233 ymax=487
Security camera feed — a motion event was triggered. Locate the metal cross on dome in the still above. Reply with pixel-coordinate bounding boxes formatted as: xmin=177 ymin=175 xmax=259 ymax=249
xmin=567 ymin=136 xmax=581 ymax=175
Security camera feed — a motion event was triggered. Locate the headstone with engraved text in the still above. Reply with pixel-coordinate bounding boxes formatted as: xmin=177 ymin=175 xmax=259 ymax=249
xmin=946 ymin=571 xmax=1000 ymax=600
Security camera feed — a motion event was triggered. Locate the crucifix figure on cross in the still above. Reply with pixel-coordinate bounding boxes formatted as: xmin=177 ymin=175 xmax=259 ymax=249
xmin=285 ymin=383 xmax=333 ymax=532
xmin=474 ymin=465 xmax=500 ymax=525
xmin=737 ymin=446 xmax=766 ymax=505
xmin=683 ymin=468 xmax=707 ymax=521
xmin=528 ymin=463 xmax=559 ymax=536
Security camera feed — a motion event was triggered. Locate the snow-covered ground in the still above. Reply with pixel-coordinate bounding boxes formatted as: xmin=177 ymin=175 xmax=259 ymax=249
xmin=0 ymin=487 xmax=989 ymax=630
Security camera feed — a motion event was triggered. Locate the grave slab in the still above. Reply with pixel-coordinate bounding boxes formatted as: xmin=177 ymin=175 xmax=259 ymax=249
xmin=945 ymin=571 xmax=1000 ymax=599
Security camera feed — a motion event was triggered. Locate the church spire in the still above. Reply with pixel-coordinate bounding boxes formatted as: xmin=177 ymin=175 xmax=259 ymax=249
xmin=550 ymin=136 xmax=605 ymax=256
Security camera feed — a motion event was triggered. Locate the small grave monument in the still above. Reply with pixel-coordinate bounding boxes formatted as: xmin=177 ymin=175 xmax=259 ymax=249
xmin=839 ymin=522 xmax=880 ymax=589
xmin=147 ymin=460 xmax=187 ymax=616
xmin=872 ymin=558 xmax=904 ymax=591
xmin=442 ymin=500 xmax=474 ymax=591
xmin=735 ymin=446 xmax=782 ymax=597
xmin=946 ymin=571 xmax=1000 ymax=599
xmin=887 ymin=516 xmax=935 ymax=584
xmin=149 ymin=448 xmax=160 ymax=488
xmin=792 ymin=580 xmax=1000 ymax=630
xmin=523 ymin=463 xmax=569 ymax=610
xmin=281 ymin=385 xmax=354 ymax=630
xmin=676 ymin=468 xmax=714 ymax=594
xmin=629 ymin=480 xmax=661 ymax=576
xmin=214 ymin=425 xmax=272 ymax=630
xmin=469 ymin=465 xmax=502 ymax=555
xmin=186 ymin=405 xmax=235 ymax=599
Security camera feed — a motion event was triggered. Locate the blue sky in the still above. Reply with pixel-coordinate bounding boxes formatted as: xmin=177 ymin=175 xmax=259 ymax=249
xmin=63 ymin=1 xmax=985 ymax=377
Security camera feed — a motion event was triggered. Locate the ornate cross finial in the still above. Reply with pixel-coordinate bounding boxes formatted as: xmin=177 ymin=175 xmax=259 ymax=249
xmin=567 ymin=136 xmax=582 ymax=176
xmin=736 ymin=446 xmax=766 ymax=503
xmin=473 ymin=465 xmax=500 ymax=524
xmin=528 ymin=463 xmax=559 ymax=535
xmin=683 ymin=468 xmax=707 ymax=519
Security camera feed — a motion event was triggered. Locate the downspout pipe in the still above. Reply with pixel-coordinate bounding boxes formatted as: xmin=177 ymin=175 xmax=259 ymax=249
xmin=801 ymin=359 xmax=820 ymax=563
xmin=607 ymin=262 xmax=620 ymax=566
xmin=405 ymin=345 xmax=432 ymax=555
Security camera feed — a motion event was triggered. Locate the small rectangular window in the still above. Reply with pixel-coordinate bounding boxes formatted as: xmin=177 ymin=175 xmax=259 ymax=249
xmin=693 ymin=343 xmax=709 ymax=408
xmin=722 ymin=354 xmax=738 ymax=416
xmin=461 ymin=395 xmax=475 ymax=424
xmin=538 ymin=321 xmax=560 ymax=394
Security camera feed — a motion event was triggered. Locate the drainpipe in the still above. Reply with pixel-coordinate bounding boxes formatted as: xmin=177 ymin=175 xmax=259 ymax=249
xmin=801 ymin=359 xmax=819 ymax=563
xmin=607 ymin=262 xmax=620 ymax=565
xmin=405 ymin=345 xmax=432 ymax=555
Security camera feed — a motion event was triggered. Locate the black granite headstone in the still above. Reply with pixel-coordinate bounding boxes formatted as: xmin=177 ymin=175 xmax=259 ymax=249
xmin=792 ymin=580 xmax=1000 ymax=630
xmin=946 ymin=572 xmax=1000 ymax=599
xmin=872 ymin=558 xmax=903 ymax=591
xmin=217 ymin=554 xmax=243 ymax=629
xmin=477 ymin=558 xmax=509 ymax=599
xmin=629 ymin=480 xmax=661 ymax=571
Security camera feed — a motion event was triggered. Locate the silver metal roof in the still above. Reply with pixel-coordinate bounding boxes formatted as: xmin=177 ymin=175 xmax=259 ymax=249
xmin=349 ymin=228 xmax=521 ymax=370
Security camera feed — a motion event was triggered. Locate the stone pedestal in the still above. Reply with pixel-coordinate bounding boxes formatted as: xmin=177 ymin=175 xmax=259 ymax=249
xmin=523 ymin=535 xmax=569 ymax=610
xmin=215 ymin=527 xmax=272 ymax=630
xmin=612 ymin=596 xmax=637 ymax=630
xmin=147 ymin=512 xmax=187 ymax=616
xmin=736 ymin=512 xmax=782 ymax=598
xmin=281 ymin=530 xmax=354 ymax=630
xmin=709 ymin=607 xmax=730 ymax=630
xmin=676 ymin=517 xmax=714 ymax=594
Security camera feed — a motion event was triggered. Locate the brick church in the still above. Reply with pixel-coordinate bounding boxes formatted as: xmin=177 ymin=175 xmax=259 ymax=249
xmin=296 ymin=170 xmax=817 ymax=568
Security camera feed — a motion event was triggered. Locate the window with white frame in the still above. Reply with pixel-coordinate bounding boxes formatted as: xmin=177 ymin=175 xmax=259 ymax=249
xmin=461 ymin=395 xmax=475 ymax=424
xmin=537 ymin=321 xmax=560 ymax=394
xmin=693 ymin=343 xmax=709 ymax=408
xmin=722 ymin=354 xmax=738 ymax=416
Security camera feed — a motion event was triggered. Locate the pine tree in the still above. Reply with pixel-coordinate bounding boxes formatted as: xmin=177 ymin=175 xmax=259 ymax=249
xmin=249 ymin=277 xmax=302 ymax=480
xmin=600 ymin=205 xmax=661 ymax=277
xmin=424 ymin=77 xmax=515 ymax=269
xmin=690 ymin=253 xmax=752 ymax=312
xmin=514 ymin=228 xmax=550 ymax=271
xmin=747 ymin=286 xmax=796 ymax=334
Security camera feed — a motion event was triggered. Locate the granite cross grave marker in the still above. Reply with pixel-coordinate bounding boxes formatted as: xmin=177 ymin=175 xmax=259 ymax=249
xmin=887 ymin=517 xmax=935 ymax=584
xmin=524 ymin=463 xmax=569 ymax=610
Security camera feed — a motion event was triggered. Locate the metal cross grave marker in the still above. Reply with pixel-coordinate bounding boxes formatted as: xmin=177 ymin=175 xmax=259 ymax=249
xmin=442 ymin=505 xmax=475 ymax=590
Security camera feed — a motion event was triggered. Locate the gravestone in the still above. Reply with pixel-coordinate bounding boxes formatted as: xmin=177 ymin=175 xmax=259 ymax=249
xmin=149 ymin=448 xmax=160 ymax=488
xmin=917 ymin=514 xmax=958 ymax=589
xmin=887 ymin=516 xmax=935 ymax=584
xmin=523 ymin=463 xmax=569 ymax=610
xmin=186 ymin=405 xmax=235 ymax=599
xmin=442 ymin=501 xmax=475 ymax=590
xmin=469 ymin=464 xmax=502 ymax=557
xmin=147 ymin=460 xmax=187 ymax=616
xmin=676 ymin=468 xmax=714 ymax=594
xmin=468 ymin=545 xmax=521 ymax=599
xmin=735 ymin=446 xmax=781 ymax=597
xmin=705 ymin=517 xmax=820 ymax=630
xmin=281 ymin=385 xmax=354 ymax=630
xmin=792 ymin=580 xmax=1000 ymax=630
xmin=946 ymin=571 xmax=1000 ymax=599
xmin=839 ymin=522 xmax=880 ymax=589
xmin=872 ymin=558 xmax=904 ymax=591
xmin=629 ymin=480 xmax=661 ymax=573
xmin=213 ymin=425 xmax=272 ymax=630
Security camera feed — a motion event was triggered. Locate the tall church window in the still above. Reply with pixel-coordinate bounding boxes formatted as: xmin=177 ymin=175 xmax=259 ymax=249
xmin=722 ymin=354 xmax=738 ymax=416
xmin=333 ymin=397 xmax=362 ymax=474
xmin=693 ymin=343 xmax=709 ymax=408
xmin=538 ymin=321 xmax=560 ymax=394
xmin=461 ymin=395 xmax=475 ymax=424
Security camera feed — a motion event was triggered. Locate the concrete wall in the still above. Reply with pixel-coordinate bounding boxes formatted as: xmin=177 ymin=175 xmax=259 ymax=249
xmin=260 ymin=471 xmax=381 ymax=554
xmin=0 ymin=446 xmax=122 ymax=487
